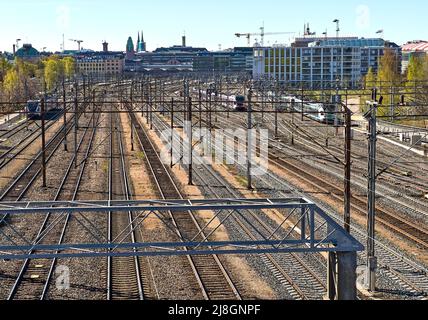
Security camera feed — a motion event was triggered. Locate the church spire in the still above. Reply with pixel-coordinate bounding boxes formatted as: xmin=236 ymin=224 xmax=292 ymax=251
xmin=136 ymin=32 xmax=140 ymax=51
xmin=137 ymin=30 xmax=146 ymax=52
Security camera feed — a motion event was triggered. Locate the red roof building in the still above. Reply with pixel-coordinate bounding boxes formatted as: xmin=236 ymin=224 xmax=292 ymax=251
xmin=402 ymin=41 xmax=428 ymax=52
xmin=401 ymin=41 xmax=428 ymax=73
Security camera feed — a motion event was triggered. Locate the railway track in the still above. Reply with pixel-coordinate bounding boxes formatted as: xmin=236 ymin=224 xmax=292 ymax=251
xmin=134 ymin=79 xmax=428 ymax=298
xmin=272 ymin=119 xmax=428 ymax=202
xmin=107 ymin=109 xmax=151 ymax=300
xmin=0 ymin=113 xmax=66 ymax=170
xmin=128 ymin=107 xmax=241 ymax=300
xmin=0 ymin=116 xmax=31 ymax=141
xmin=153 ymin=110 xmax=328 ymax=300
xmin=0 ymin=113 xmax=78 ymax=205
xmin=188 ymin=101 xmax=428 ymax=251
xmin=266 ymin=133 xmax=428 ymax=222
xmin=268 ymin=154 xmax=428 ymax=249
xmin=190 ymin=153 xmax=327 ymax=300
xmin=7 ymin=113 xmax=98 ymax=300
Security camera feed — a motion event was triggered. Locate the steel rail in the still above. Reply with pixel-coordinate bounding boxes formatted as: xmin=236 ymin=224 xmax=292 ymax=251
xmin=128 ymin=106 xmax=241 ymax=300
xmin=7 ymin=113 xmax=98 ymax=300
xmin=107 ymin=109 xmax=145 ymax=300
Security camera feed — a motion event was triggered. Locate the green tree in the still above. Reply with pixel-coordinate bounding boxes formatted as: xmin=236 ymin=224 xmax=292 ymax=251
xmin=378 ymin=49 xmax=401 ymax=86
xmin=0 ymin=56 xmax=12 ymax=83
xmin=3 ymin=68 xmax=19 ymax=99
xmin=377 ymin=49 xmax=402 ymax=116
xmin=43 ymin=56 xmax=63 ymax=91
xmin=62 ymin=57 xmax=75 ymax=79
xmin=406 ymin=55 xmax=425 ymax=83
xmin=364 ymin=67 xmax=377 ymax=89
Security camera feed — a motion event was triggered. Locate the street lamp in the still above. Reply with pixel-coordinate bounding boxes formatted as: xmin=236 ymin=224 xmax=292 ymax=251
xmin=333 ymin=19 xmax=340 ymax=38
xmin=322 ymin=30 xmax=328 ymax=39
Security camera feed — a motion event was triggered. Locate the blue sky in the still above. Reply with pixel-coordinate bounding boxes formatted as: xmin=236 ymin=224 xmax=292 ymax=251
xmin=1 ymin=0 xmax=426 ymax=53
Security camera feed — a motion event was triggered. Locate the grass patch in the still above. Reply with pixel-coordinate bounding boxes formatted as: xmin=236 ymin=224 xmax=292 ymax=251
xmin=101 ymin=160 xmax=109 ymax=173
xmin=136 ymin=151 xmax=146 ymax=160
xmin=235 ymin=175 xmax=248 ymax=189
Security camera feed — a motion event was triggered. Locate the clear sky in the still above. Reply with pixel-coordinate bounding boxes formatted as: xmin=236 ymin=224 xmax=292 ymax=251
xmin=1 ymin=0 xmax=427 ymax=53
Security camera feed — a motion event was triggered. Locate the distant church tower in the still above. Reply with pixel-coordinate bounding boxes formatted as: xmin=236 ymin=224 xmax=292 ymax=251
xmin=126 ymin=36 xmax=135 ymax=59
xmin=136 ymin=31 xmax=146 ymax=52
xmin=136 ymin=33 xmax=140 ymax=52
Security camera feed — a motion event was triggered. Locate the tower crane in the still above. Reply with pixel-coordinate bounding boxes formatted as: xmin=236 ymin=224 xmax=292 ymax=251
xmin=69 ymin=39 xmax=84 ymax=51
xmin=235 ymin=28 xmax=295 ymax=47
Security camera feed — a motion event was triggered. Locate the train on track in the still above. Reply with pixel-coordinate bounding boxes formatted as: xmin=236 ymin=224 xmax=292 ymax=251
xmin=193 ymin=88 xmax=247 ymax=112
xmin=284 ymin=96 xmax=341 ymax=124
xmin=26 ymin=97 xmax=58 ymax=120
xmin=275 ymin=95 xmax=342 ymax=125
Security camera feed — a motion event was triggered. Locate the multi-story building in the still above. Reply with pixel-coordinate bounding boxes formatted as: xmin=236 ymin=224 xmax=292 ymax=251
xmin=124 ymin=34 xmax=253 ymax=74
xmin=193 ymin=47 xmax=253 ymax=73
xmin=401 ymin=40 xmax=428 ymax=73
xmin=125 ymin=45 xmax=203 ymax=73
xmin=253 ymin=37 xmax=401 ymax=88
xmin=76 ymin=52 xmax=125 ymax=76
xmin=14 ymin=43 xmax=41 ymax=62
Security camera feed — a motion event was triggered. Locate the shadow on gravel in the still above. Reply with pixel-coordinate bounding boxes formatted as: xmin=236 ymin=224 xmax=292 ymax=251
xmin=376 ymin=288 xmax=427 ymax=299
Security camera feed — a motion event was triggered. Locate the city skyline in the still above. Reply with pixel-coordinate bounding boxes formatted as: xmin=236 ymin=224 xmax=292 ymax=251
xmin=1 ymin=0 xmax=427 ymax=53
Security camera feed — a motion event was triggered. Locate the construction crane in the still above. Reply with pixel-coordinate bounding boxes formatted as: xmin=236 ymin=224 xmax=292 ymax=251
xmin=69 ymin=39 xmax=84 ymax=51
xmin=235 ymin=28 xmax=295 ymax=47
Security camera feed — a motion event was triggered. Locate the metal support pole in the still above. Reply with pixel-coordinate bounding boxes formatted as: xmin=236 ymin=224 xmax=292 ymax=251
xmin=147 ymin=81 xmax=151 ymax=125
xmin=261 ymin=87 xmax=265 ymax=122
xmin=41 ymin=98 xmax=47 ymax=188
xmin=365 ymin=101 xmax=378 ymax=292
xmin=301 ymin=85 xmax=304 ymax=122
xmin=131 ymin=123 xmax=134 ymax=152
xmin=141 ymin=80 xmax=145 ymax=117
xmin=247 ymin=89 xmax=253 ymax=190
xmin=344 ymin=105 xmax=352 ymax=233
xmin=74 ymin=97 xmax=78 ymax=169
xmin=291 ymin=99 xmax=295 ymax=145
xmin=162 ymin=80 xmax=166 ymax=116
xmin=390 ymin=86 xmax=394 ymax=122
xmin=149 ymin=98 xmax=153 ymax=130
xmin=183 ymin=80 xmax=187 ymax=124
xmin=62 ymin=77 xmax=68 ymax=152
xmin=187 ymin=97 xmax=193 ymax=186
xmin=83 ymin=76 xmax=86 ymax=117
xmin=226 ymin=83 xmax=230 ymax=119
xmin=170 ymin=98 xmax=174 ymax=169
xmin=336 ymin=251 xmax=357 ymax=300
xmin=327 ymin=252 xmax=337 ymax=300
xmin=214 ymin=91 xmax=218 ymax=123
xmin=130 ymin=80 xmax=134 ymax=111
xmin=274 ymin=91 xmax=278 ymax=139
xmin=92 ymin=90 xmax=96 ymax=129
xmin=208 ymin=92 xmax=212 ymax=132
xmin=75 ymin=81 xmax=79 ymax=130
xmin=335 ymin=89 xmax=340 ymax=136
xmin=199 ymin=88 xmax=202 ymax=134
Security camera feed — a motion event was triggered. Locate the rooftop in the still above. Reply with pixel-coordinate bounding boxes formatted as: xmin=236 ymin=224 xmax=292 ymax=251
xmin=402 ymin=41 xmax=428 ymax=52
xmin=15 ymin=44 xmax=40 ymax=58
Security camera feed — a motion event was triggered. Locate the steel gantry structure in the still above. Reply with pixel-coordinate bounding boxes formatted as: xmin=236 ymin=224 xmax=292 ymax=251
xmin=0 ymin=198 xmax=363 ymax=300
